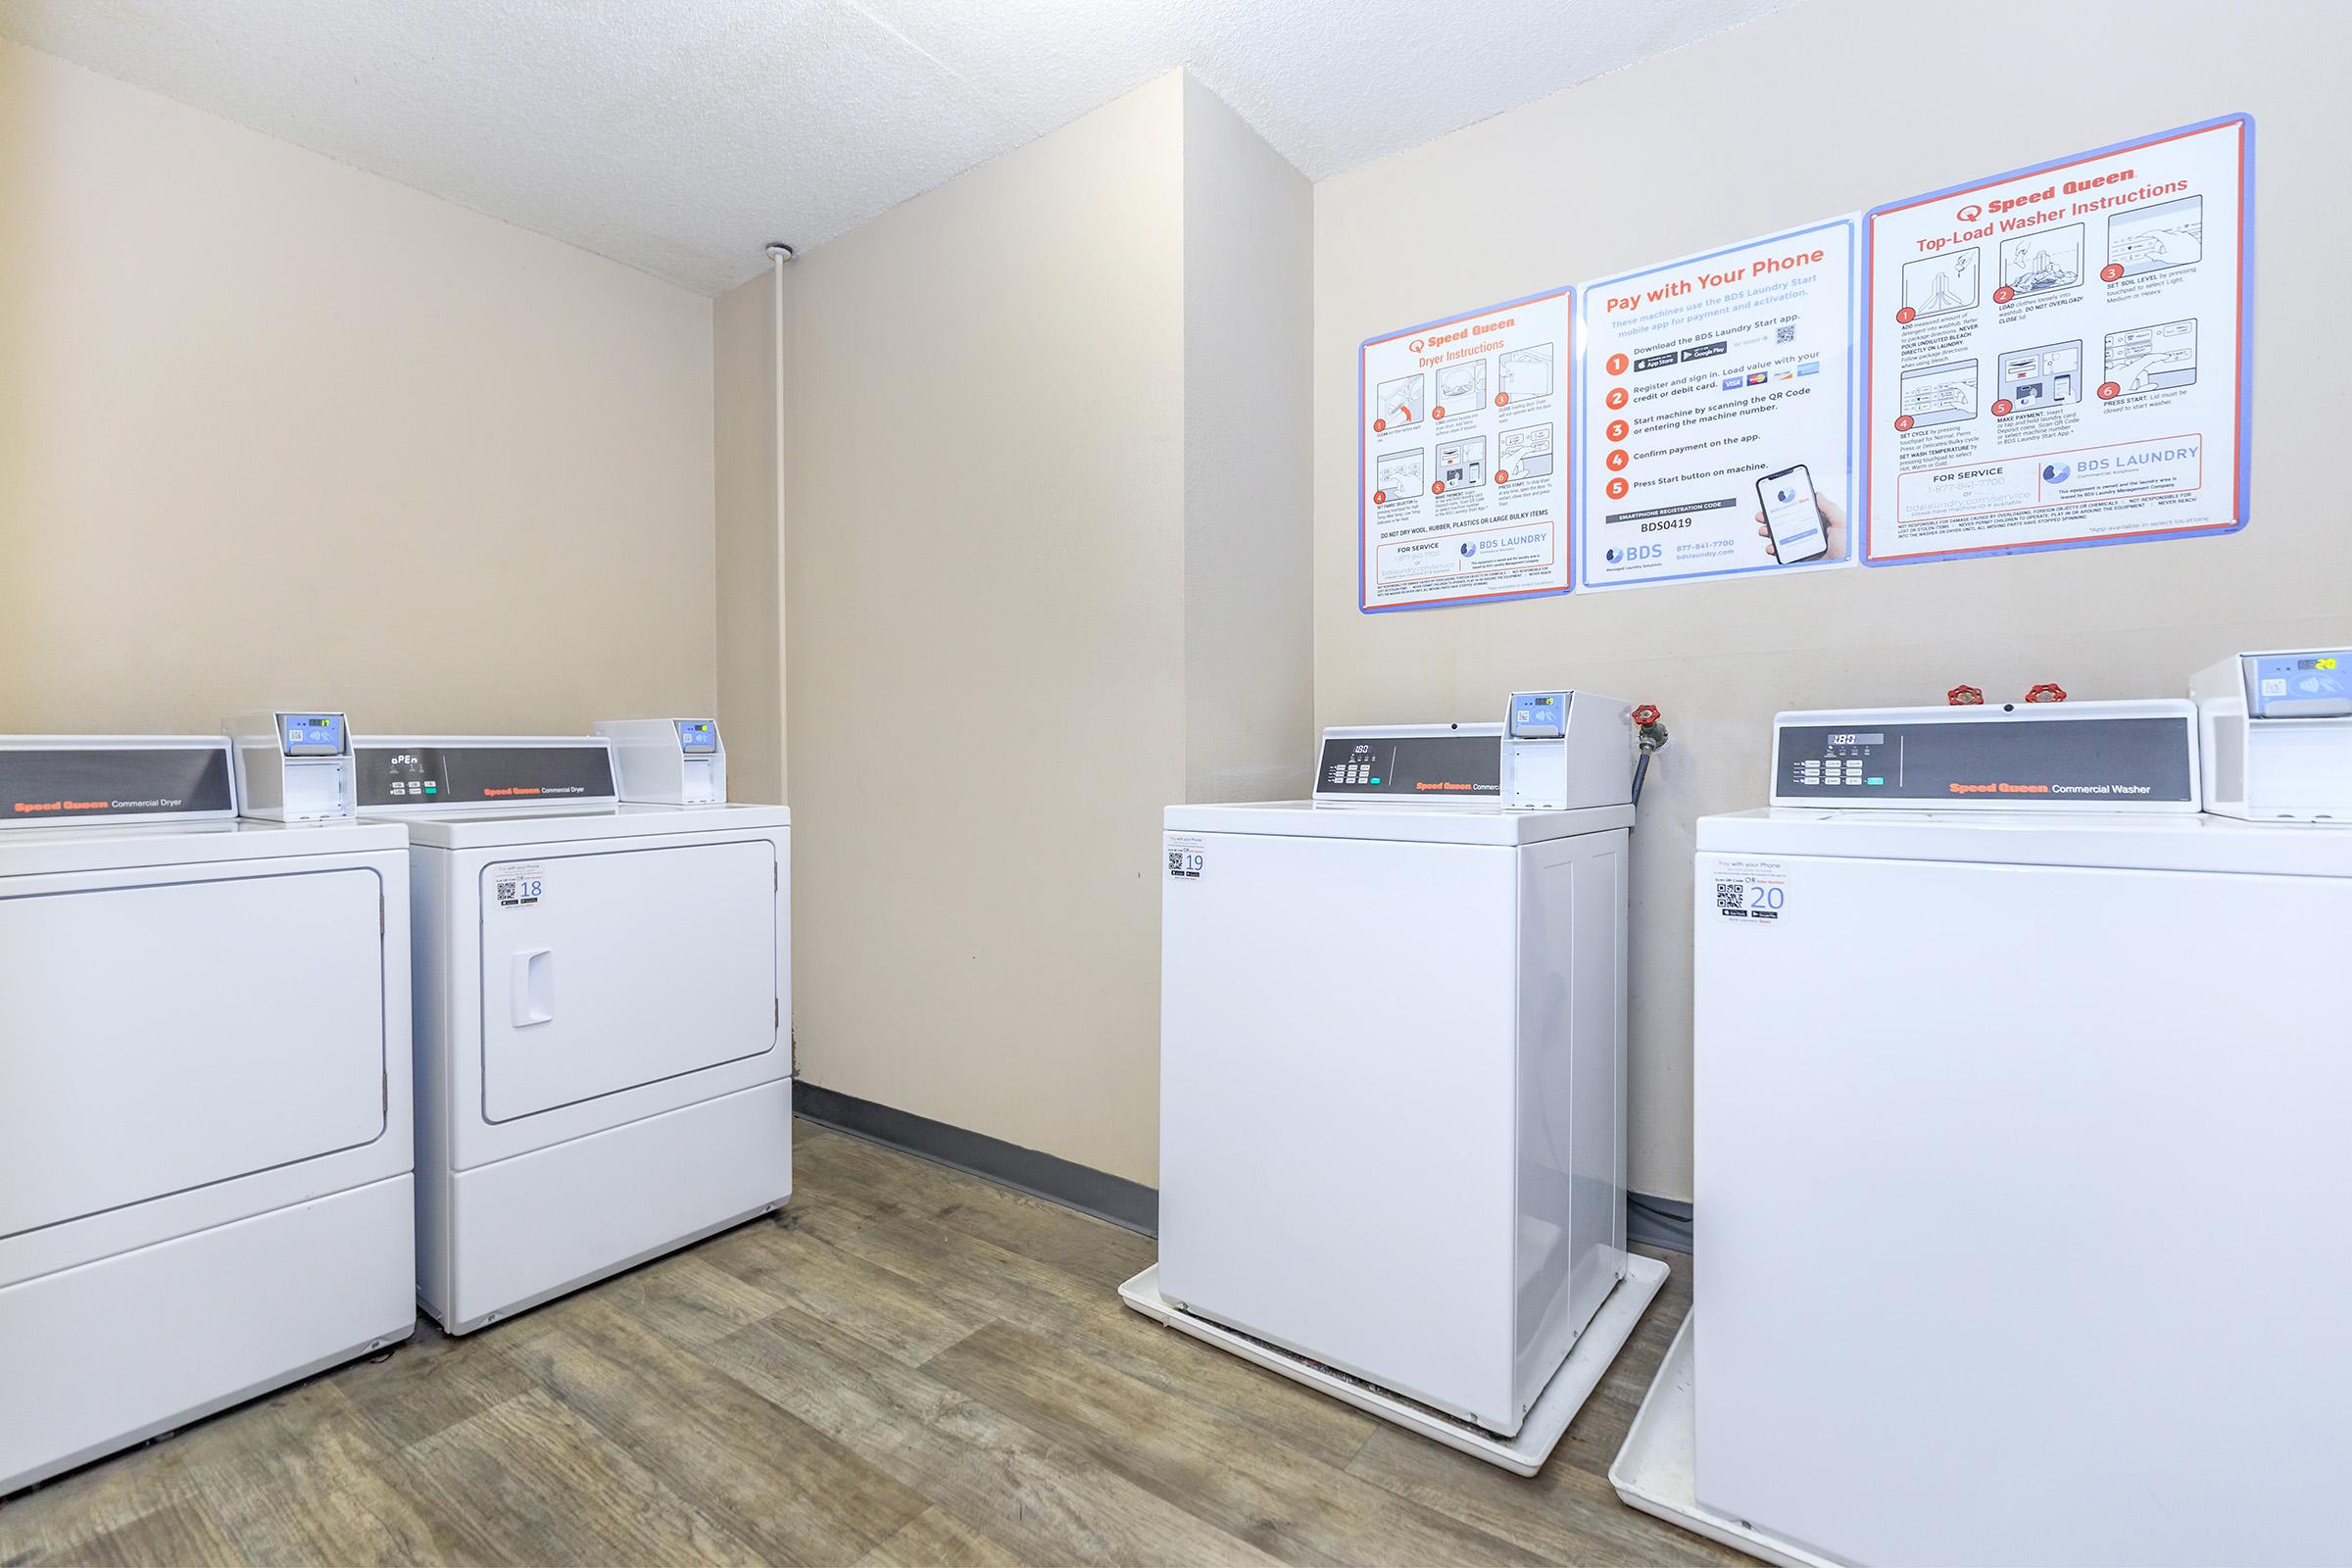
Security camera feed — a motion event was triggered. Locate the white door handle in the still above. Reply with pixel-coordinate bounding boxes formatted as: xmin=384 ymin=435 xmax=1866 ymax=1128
xmin=511 ymin=948 xmax=554 ymax=1027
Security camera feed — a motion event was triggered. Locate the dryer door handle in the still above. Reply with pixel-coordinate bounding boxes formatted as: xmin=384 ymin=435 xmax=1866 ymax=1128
xmin=511 ymin=948 xmax=555 ymax=1028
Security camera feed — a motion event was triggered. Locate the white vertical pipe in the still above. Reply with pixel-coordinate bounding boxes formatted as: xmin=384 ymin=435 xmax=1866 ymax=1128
xmin=765 ymin=242 xmax=793 ymax=802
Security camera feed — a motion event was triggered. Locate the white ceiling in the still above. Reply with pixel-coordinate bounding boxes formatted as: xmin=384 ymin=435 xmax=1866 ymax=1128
xmin=0 ymin=0 xmax=1787 ymax=294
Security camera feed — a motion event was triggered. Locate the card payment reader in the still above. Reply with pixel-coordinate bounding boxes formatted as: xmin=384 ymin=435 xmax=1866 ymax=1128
xmin=1502 ymin=691 xmax=1636 ymax=810
xmin=226 ymin=710 xmax=355 ymax=821
xmin=595 ymin=717 xmax=727 ymax=805
xmin=2191 ymin=650 xmax=2352 ymax=822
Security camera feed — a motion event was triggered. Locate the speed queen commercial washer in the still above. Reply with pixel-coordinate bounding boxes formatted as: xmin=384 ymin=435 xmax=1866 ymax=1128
xmin=1126 ymin=701 xmax=1666 ymax=1474
xmin=1616 ymin=700 xmax=2352 ymax=1567
xmin=357 ymin=730 xmax=790 ymax=1334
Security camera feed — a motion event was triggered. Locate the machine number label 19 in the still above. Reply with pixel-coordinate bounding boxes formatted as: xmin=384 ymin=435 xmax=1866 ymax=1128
xmin=1166 ymin=836 xmax=1206 ymax=881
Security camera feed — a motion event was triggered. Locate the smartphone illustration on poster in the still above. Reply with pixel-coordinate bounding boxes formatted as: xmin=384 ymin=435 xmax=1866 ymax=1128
xmin=1756 ymin=464 xmax=1829 ymax=564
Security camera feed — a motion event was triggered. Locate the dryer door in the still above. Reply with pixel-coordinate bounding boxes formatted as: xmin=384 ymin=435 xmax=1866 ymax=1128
xmin=477 ymin=838 xmax=779 ymax=1122
xmin=0 ymin=864 xmax=388 ymax=1238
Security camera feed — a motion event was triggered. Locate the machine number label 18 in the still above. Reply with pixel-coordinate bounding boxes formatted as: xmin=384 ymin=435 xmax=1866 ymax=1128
xmin=496 ymin=863 xmax=546 ymax=907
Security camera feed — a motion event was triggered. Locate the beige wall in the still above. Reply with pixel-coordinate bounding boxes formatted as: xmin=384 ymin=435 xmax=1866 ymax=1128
xmin=779 ymin=76 xmax=1190 ymax=1185
xmin=1313 ymin=0 xmax=2352 ymax=1201
xmin=767 ymin=72 xmax=1313 ymax=1185
xmin=714 ymin=267 xmax=785 ymax=803
xmin=0 ymin=39 xmax=717 ymax=737
xmin=1182 ymin=76 xmax=1315 ymax=805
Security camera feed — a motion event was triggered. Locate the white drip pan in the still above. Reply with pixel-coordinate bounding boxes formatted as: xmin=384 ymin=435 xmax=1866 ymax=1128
xmin=1608 ymin=1313 xmax=1842 ymax=1567
xmin=1118 ymin=1252 xmax=1668 ymax=1477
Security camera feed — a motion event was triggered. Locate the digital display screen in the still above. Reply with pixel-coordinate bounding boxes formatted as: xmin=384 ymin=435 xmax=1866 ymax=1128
xmin=2249 ymin=652 xmax=2352 ymax=718
xmin=279 ymin=713 xmax=345 ymax=757
xmin=675 ymin=719 xmax=719 ymax=755
xmin=1511 ymin=693 xmax=1567 ymax=739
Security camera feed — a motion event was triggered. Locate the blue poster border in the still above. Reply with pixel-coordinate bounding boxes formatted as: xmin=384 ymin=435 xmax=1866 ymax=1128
xmin=1859 ymin=113 xmax=2255 ymax=567
xmin=1572 ymin=217 xmax=1859 ymax=590
xmin=1357 ymin=287 xmax=1575 ymax=614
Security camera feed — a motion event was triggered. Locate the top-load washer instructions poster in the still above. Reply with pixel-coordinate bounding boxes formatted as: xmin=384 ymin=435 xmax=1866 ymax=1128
xmin=1576 ymin=219 xmax=1858 ymax=591
xmin=1864 ymin=115 xmax=2252 ymax=564
xmin=1358 ymin=289 xmax=1573 ymax=611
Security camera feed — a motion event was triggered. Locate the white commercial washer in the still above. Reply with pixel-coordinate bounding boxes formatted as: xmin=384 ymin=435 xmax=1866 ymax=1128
xmin=356 ymin=726 xmax=790 ymax=1334
xmin=0 ymin=728 xmax=414 ymax=1494
xmin=1125 ymin=695 xmax=1667 ymax=1474
xmin=1614 ymin=693 xmax=2352 ymax=1567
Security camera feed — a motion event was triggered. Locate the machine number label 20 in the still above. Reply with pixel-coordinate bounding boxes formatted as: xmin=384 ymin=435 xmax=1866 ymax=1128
xmin=1710 ymin=858 xmax=1788 ymax=923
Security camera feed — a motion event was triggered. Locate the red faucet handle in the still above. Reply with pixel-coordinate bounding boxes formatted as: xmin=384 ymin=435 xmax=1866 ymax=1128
xmin=1947 ymin=685 xmax=1984 ymax=706
xmin=2024 ymin=683 xmax=2069 ymax=704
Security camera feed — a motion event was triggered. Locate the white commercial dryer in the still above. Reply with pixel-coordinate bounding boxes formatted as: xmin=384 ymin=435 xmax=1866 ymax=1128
xmin=1614 ymin=696 xmax=2352 ymax=1568
xmin=356 ymin=727 xmax=791 ymax=1334
xmin=1125 ymin=694 xmax=1668 ymax=1475
xmin=0 ymin=729 xmax=414 ymax=1495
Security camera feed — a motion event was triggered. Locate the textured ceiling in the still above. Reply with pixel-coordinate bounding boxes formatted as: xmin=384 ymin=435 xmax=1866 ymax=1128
xmin=0 ymin=0 xmax=1788 ymax=294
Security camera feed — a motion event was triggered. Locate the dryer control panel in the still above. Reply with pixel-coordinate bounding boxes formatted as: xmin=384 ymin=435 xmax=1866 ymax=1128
xmin=0 ymin=736 xmax=237 ymax=825
xmin=354 ymin=738 xmax=618 ymax=809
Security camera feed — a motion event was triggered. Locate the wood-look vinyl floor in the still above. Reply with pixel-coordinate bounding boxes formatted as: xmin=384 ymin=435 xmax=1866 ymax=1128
xmin=0 ymin=1122 xmax=1738 ymax=1567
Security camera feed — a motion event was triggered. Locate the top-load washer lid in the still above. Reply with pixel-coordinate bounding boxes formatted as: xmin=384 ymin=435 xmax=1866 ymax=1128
xmin=1166 ymin=799 xmax=1633 ymax=847
xmin=1698 ymin=806 xmax=2352 ymax=878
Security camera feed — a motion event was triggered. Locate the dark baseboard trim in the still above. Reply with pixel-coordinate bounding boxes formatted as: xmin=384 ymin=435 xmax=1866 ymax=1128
xmin=794 ymin=1080 xmax=1691 ymax=1254
xmin=1629 ymin=1192 xmax=1693 ymax=1254
xmin=793 ymin=1081 xmax=1159 ymax=1236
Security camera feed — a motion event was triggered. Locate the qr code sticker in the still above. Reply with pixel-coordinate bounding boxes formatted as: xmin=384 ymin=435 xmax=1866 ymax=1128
xmin=1775 ymin=323 xmax=1796 ymax=343
xmin=495 ymin=865 xmax=544 ymax=906
xmin=1715 ymin=880 xmax=1746 ymax=916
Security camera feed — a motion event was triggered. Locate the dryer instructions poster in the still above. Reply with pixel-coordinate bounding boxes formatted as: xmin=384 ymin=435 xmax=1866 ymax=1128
xmin=1864 ymin=115 xmax=2252 ymax=564
xmin=1358 ymin=288 xmax=1572 ymax=612
xmin=1577 ymin=219 xmax=1857 ymax=591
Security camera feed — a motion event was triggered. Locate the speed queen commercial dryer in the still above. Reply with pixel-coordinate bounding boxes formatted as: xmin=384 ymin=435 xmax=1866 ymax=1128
xmin=1126 ymin=698 xmax=1668 ymax=1474
xmin=0 ymin=731 xmax=414 ymax=1494
xmin=357 ymin=730 xmax=790 ymax=1333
